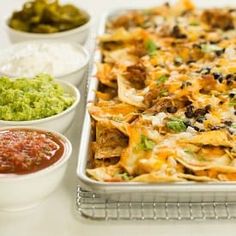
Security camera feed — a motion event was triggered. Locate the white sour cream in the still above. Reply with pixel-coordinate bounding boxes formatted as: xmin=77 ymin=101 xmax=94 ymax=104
xmin=0 ymin=42 xmax=86 ymax=78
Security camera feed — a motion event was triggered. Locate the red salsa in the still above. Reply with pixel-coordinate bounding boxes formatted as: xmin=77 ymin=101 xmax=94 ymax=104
xmin=0 ymin=129 xmax=65 ymax=174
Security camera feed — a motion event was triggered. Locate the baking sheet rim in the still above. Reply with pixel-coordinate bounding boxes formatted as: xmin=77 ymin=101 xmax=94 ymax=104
xmin=76 ymin=6 xmax=236 ymax=194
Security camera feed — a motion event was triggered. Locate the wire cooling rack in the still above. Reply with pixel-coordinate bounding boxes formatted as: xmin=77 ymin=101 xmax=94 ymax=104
xmin=76 ymin=188 xmax=236 ymax=221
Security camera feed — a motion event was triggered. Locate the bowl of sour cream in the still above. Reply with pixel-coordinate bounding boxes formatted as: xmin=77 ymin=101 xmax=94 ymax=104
xmin=0 ymin=40 xmax=89 ymax=85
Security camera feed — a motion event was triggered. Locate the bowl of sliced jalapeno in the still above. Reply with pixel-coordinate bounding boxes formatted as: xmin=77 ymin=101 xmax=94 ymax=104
xmin=6 ymin=0 xmax=91 ymax=44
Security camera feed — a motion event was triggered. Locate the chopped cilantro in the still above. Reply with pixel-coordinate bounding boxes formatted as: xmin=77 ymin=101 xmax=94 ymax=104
xmin=184 ymin=149 xmax=206 ymax=161
xmin=231 ymin=124 xmax=236 ymax=129
xmin=118 ymin=172 xmax=132 ymax=181
xmin=197 ymin=155 xmax=206 ymax=161
xmin=139 ymin=135 xmax=155 ymax=151
xmin=189 ymin=21 xmax=199 ymax=26
xmin=200 ymin=44 xmax=222 ymax=53
xmin=145 ymin=39 xmax=158 ymax=56
xmin=229 ymin=100 xmax=236 ymax=106
xmin=111 ymin=116 xmax=123 ymax=122
xmin=184 ymin=149 xmax=194 ymax=155
xmin=157 ymin=75 xmax=169 ymax=85
xmin=174 ymin=56 xmax=183 ymax=66
xmin=159 ymin=89 xmax=168 ymax=97
xmin=167 ymin=117 xmax=187 ymax=133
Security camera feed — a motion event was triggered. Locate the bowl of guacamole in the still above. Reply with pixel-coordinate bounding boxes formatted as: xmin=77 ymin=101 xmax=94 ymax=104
xmin=0 ymin=74 xmax=80 ymax=133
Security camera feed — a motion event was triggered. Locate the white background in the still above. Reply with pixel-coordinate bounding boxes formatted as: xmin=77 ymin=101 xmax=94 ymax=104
xmin=0 ymin=0 xmax=236 ymax=235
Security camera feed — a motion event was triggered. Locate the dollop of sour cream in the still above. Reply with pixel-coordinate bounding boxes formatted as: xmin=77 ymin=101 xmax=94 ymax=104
xmin=0 ymin=42 xmax=86 ymax=78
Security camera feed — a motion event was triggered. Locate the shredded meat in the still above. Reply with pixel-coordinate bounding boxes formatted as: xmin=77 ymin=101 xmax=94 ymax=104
xmin=94 ymin=122 xmax=128 ymax=159
xmin=144 ymin=87 xmax=160 ymax=107
xmin=201 ymin=9 xmax=234 ymax=30
xmin=125 ymin=63 xmax=147 ymax=89
xmin=130 ymin=40 xmax=147 ymax=57
xmin=145 ymin=95 xmax=192 ymax=113
xmin=145 ymin=97 xmax=173 ymax=114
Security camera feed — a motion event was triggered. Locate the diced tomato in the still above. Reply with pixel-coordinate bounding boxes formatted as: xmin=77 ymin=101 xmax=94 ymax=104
xmin=0 ymin=129 xmax=64 ymax=174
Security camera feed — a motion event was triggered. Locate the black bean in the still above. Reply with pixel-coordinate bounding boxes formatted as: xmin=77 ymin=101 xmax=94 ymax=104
xmin=228 ymin=129 xmax=234 ymax=135
xmin=186 ymin=60 xmax=196 ymax=64
xmin=166 ymin=106 xmax=178 ymax=113
xmin=212 ymin=72 xmax=223 ymax=81
xmin=184 ymin=100 xmax=193 ymax=106
xmin=205 ymin=105 xmax=211 ymax=112
xmin=199 ymin=67 xmax=211 ymax=75
xmin=229 ymin=93 xmax=235 ymax=98
xmin=194 ymin=108 xmax=207 ymax=117
xmin=219 ymin=101 xmax=224 ymax=105
xmin=215 ymin=48 xmax=225 ymax=57
xmin=174 ymin=58 xmax=183 ymax=66
xmin=224 ymin=121 xmax=233 ymax=126
xmin=218 ymin=77 xmax=223 ymax=83
xmin=181 ymin=81 xmax=192 ymax=89
xmin=192 ymin=43 xmax=201 ymax=49
xmin=191 ymin=126 xmax=205 ymax=132
xmin=226 ymin=74 xmax=233 ymax=80
xmin=196 ymin=117 xmax=205 ymax=123
xmin=192 ymin=126 xmax=200 ymax=131
xmin=184 ymin=120 xmax=191 ymax=127
xmin=171 ymin=25 xmax=187 ymax=39
xmin=185 ymin=105 xmax=194 ymax=118
xmin=227 ymin=80 xmax=233 ymax=86
xmin=210 ymin=40 xmax=221 ymax=44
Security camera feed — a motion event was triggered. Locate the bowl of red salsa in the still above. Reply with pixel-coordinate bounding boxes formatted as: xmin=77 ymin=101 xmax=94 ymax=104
xmin=0 ymin=127 xmax=72 ymax=211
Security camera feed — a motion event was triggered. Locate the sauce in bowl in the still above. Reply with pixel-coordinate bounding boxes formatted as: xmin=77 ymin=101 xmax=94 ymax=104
xmin=0 ymin=128 xmax=65 ymax=175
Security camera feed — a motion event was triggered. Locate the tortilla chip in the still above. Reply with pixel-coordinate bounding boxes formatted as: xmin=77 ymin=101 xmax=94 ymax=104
xmin=87 ymin=165 xmax=122 ymax=182
xmin=94 ymin=121 xmax=128 ymax=159
xmin=96 ymin=63 xmax=117 ymax=88
xmin=120 ymin=124 xmax=161 ymax=175
xmin=99 ymin=28 xmax=133 ymax=43
xmin=117 ymin=74 xmax=146 ymax=108
xmin=218 ymin=173 xmax=236 ymax=181
xmin=132 ymin=172 xmax=185 ymax=182
xmin=176 ymin=154 xmax=236 ymax=173
xmin=179 ymin=130 xmax=233 ymax=147
xmin=178 ymin=173 xmax=217 ymax=182
xmin=104 ymin=48 xmax=138 ymax=66
xmin=88 ymin=100 xmax=139 ymax=123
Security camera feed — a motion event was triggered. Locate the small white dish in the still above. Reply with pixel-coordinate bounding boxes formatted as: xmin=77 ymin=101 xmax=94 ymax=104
xmin=0 ymin=40 xmax=90 ymax=85
xmin=5 ymin=8 xmax=92 ymax=45
xmin=0 ymin=126 xmax=72 ymax=211
xmin=0 ymin=80 xmax=80 ymax=134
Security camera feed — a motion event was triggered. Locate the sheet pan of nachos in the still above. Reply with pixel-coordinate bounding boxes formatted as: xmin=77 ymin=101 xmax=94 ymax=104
xmin=77 ymin=0 xmax=236 ymax=197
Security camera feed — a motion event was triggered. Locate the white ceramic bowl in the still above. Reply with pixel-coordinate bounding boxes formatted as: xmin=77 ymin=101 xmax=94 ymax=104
xmin=0 ymin=80 xmax=80 ymax=134
xmin=5 ymin=9 xmax=91 ymax=44
xmin=56 ymin=42 xmax=89 ymax=85
xmin=0 ymin=40 xmax=90 ymax=85
xmin=0 ymin=126 xmax=72 ymax=211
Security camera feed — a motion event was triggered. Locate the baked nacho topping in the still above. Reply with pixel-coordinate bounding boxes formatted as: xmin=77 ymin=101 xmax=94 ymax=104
xmin=87 ymin=0 xmax=236 ymax=182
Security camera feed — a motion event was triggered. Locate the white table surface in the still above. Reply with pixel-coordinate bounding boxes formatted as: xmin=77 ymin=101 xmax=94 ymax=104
xmin=0 ymin=0 xmax=236 ymax=235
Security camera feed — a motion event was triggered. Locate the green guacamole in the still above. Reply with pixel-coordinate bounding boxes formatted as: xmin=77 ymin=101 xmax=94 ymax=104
xmin=0 ymin=74 xmax=75 ymax=121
